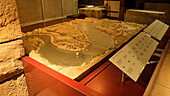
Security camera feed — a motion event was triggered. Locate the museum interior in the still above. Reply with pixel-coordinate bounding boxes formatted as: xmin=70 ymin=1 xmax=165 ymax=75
xmin=0 ymin=0 xmax=170 ymax=96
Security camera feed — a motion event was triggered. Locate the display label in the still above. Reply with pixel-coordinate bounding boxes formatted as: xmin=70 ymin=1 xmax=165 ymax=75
xmin=144 ymin=19 xmax=169 ymax=40
xmin=109 ymin=32 xmax=158 ymax=81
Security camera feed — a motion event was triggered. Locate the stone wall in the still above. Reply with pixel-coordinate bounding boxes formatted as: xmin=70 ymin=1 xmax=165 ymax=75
xmin=0 ymin=0 xmax=28 ymax=95
xmin=0 ymin=0 xmax=22 ymax=42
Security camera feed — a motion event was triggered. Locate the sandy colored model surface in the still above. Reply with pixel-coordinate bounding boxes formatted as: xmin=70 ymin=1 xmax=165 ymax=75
xmin=22 ymin=18 xmax=146 ymax=79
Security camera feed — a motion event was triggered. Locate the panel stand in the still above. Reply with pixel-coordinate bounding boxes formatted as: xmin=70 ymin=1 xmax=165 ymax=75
xmin=153 ymin=48 xmax=164 ymax=57
xmin=121 ymin=72 xmax=128 ymax=83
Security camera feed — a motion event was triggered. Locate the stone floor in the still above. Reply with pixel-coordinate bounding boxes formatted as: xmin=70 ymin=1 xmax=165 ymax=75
xmin=150 ymin=41 xmax=170 ymax=96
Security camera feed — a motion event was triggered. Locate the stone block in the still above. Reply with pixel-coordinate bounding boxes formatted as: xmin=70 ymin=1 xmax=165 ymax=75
xmin=0 ymin=39 xmax=25 ymax=62
xmin=0 ymin=0 xmax=22 ymax=43
xmin=0 ymin=74 xmax=28 ymax=96
xmin=0 ymin=39 xmax=24 ymax=82
xmin=0 ymin=60 xmax=23 ymax=83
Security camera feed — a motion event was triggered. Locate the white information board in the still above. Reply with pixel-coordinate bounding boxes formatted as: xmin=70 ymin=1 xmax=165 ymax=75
xmin=144 ymin=19 xmax=169 ymax=40
xmin=109 ymin=32 xmax=158 ymax=81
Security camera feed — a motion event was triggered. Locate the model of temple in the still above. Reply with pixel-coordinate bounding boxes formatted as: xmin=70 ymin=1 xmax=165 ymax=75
xmin=22 ymin=18 xmax=146 ymax=79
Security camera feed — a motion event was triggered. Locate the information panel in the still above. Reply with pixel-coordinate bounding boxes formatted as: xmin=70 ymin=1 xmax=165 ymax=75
xmin=109 ymin=32 xmax=158 ymax=81
xmin=144 ymin=19 xmax=169 ymax=40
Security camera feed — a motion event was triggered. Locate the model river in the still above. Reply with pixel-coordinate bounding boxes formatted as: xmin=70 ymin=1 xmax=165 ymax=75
xmin=37 ymin=22 xmax=115 ymax=66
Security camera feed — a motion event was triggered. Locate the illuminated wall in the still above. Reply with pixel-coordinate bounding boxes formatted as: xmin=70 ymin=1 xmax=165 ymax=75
xmin=16 ymin=0 xmax=78 ymax=26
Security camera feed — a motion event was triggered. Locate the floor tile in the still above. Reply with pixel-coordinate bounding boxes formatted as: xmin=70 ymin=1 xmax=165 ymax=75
xmin=150 ymin=83 xmax=170 ymax=96
xmin=155 ymin=63 xmax=170 ymax=88
xmin=160 ymin=53 xmax=170 ymax=68
xmin=150 ymin=45 xmax=170 ymax=95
